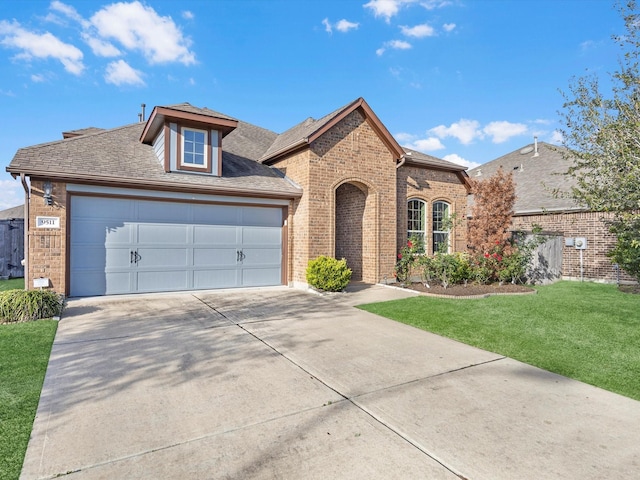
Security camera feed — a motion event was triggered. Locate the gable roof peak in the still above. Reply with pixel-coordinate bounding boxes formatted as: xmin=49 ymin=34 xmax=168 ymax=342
xmin=260 ymin=97 xmax=402 ymax=163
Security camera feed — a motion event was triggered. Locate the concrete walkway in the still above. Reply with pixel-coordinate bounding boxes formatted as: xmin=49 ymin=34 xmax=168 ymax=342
xmin=21 ymin=285 xmax=640 ymax=479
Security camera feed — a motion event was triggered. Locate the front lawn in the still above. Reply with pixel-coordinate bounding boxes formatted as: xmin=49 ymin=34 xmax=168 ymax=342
xmin=0 ymin=278 xmax=24 ymax=292
xmin=0 ymin=321 xmax=57 ymax=480
xmin=359 ymin=281 xmax=640 ymax=401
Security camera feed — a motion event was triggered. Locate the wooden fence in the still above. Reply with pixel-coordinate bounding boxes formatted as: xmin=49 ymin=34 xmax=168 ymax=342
xmin=0 ymin=219 xmax=24 ymax=279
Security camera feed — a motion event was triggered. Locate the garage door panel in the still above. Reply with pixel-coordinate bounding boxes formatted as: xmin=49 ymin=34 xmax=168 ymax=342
xmin=137 ymin=248 xmax=189 ymax=267
xmin=136 ymin=270 xmax=189 ymax=292
xmin=73 ymin=197 xmax=134 ymax=221
xmin=242 ymin=247 xmax=281 ymax=266
xmin=193 ymin=225 xmax=238 ymax=245
xmin=194 ymin=248 xmax=237 ymax=266
xmin=241 ymin=206 xmax=282 ymax=227
xmin=105 ymin=272 xmax=133 ymax=294
xmin=70 ymin=246 xmax=106 ymax=270
xmin=242 ymin=227 xmax=281 ymax=246
xmin=137 ymin=201 xmax=190 ymax=223
xmin=71 ymin=197 xmax=284 ymax=296
xmin=138 ymin=224 xmax=188 ymax=244
xmin=71 ymin=273 xmax=106 ymax=297
xmin=241 ymin=267 xmax=281 ymax=286
xmin=194 ymin=269 xmax=239 ymax=289
xmin=105 ymin=248 xmax=133 ymax=269
xmin=193 ymin=204 xmax=238 ymax=225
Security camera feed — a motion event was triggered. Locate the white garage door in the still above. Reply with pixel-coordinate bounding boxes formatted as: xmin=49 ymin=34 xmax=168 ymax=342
xmin=70 ymin=196 xmax=283 ymax=296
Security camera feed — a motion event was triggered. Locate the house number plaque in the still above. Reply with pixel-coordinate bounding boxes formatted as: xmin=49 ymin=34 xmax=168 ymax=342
xmin=36 ymin=216 xmax=60 ymax=229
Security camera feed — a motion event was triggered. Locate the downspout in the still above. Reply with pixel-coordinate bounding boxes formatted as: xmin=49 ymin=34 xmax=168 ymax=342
xmin=20 ymin=174 xmax=29 ymax=290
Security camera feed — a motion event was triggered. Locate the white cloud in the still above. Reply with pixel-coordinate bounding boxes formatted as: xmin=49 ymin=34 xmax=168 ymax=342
xmin=90 ymin=1 xmax=195 ymax=65
xmin=50 ymin=1 xmax=90 ymax=29
xmin=482 ymin=121 xmax=528 ymax=143
xmin=443 ymin=23 xmax=456 ymax=32
xmin=430 ymin=119 xmax=481 ymax=145
xmin=104 ymin=59 xmax=145 ymax=86
xmin=0 ymin=20 xmax=84 ymax=74
xmin=406 ymin=137 xmax=445 ymax=151
xmin=400 ymin=23 xmax=436 ymax=38
xmin=182 ymin=11 xmax=194 ymax=20
xmin=335 ymin=19 xmax=359 ymax=32
xmin=376 ymin=39 xmax=412 ymax=56
xmin=421 ymin=0 xmax=452 ymax=9
xmin=322 ymin=18 xmax=332 ymax=34
xmin=550 ymin=130 xmax=564 ymax=144
xmin=0 ymin=179 xmax=25 ymax=211
xmin=81 ymin=33 xmax=120 ymax=57
xmin=31 ymin=73 xmax=46 ymax=82
xmin=394 ymin=132 xmax=416 ymax=142
xmin=443 ymin=153 xmax=480 ymax=170
xmin=323 ymin=18 xmax=359 ymax=34
xmin=364 ymin=0 xmax=416 ymax=23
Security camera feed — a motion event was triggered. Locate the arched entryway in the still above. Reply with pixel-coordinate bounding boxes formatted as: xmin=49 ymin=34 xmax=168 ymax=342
xmin=335 ymin=180 xmax=376 ymax=282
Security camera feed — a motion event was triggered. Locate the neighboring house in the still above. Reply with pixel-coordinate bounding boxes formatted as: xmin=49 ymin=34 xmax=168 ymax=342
xmin=0 ymin=204 xmax=25 ymax=279
xmin=7 ymin=98 xmax=469 ymax=296
xmin=468 ymin=140 xmax=633 ymax=283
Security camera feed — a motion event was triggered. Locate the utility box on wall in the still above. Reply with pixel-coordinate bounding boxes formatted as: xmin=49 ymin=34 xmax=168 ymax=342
xmin=574 ymin=237 xmax=587 ymax=250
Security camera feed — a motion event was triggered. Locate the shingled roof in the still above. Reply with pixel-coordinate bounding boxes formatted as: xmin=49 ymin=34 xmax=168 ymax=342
xmin=7 ymin=98 xmax=466 ymax=200
xmin=8 ymin=121 xmax=301 ymax=199
xmin=468 ymin=141 xmax=583 ymax=214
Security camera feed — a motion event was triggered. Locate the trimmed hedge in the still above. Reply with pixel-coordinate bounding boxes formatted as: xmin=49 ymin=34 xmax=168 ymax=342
xmin=306 ymin=256 xmax=352 ymax=292
xmin=0 ymin=290 xmax=64 ymax=324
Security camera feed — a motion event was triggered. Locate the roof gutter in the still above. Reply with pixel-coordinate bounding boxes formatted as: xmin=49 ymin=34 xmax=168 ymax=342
xmin=12 ymin=169 xmax=303 ymax=200
xmin=20 ymin=173 xmax=29 ymax=291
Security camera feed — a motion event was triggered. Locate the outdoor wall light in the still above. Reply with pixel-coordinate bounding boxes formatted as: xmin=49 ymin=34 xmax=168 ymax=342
xmin=43 ymin=181 xmax=53 ymax=205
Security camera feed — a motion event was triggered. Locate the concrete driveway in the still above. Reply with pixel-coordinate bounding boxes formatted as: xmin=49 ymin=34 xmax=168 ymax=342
xmin=22 ymin=285 xmax=640 ymax=479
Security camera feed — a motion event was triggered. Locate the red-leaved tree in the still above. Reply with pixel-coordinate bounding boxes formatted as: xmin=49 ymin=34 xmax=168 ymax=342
xmin=467 ymin=167 xmax=516 ymax=254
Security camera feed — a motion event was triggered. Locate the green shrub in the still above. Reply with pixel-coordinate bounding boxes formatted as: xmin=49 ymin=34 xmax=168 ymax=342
xmin=421 ymin=252 xmax=472 ymax=288
xmin=0 ymin=290 xmax=64 ymax=324
xmin=306 ymin=256 xmax=352 ymax=292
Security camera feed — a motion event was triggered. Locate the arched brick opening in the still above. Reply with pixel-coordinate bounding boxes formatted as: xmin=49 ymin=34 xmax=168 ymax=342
xmin=335 ymin=182 xmax=367 ymax=281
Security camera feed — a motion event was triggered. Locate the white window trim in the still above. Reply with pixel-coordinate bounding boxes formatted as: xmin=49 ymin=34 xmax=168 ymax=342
xmin=180 ymin=127 xmax=209 ymax=169
xmin=407 ymin=198 xmax=427 ymax=253
xmin=432 ymin=200 xmax=451 ymax=254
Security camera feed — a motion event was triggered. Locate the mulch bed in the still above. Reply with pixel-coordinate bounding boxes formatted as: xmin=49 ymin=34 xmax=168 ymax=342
xmin=618 ymin=284 xmax=640 ymax=295
xmin=401 ymin=282 xmax=536 ymax=298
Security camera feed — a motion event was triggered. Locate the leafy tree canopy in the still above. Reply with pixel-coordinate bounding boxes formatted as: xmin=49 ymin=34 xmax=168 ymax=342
xmin=559 ymin=1 xmax=640 ymax=281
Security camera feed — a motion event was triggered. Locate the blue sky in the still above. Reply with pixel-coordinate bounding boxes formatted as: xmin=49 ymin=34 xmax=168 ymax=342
xmin=0 ymin=0 xmax=624 ymax=210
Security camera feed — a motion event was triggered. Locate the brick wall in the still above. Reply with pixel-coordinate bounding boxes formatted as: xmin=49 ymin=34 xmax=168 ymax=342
xmin=28 ymin=180 xmax=67 ymax=294
xmin=512 ymin=211 xmax=635 ymax=283
xmin=335 ymin=182 xmax=366 ymax=280
xmin=396 ymin=165 xmax=468 ymax=254
xmin=272 ymin=108 xmax=397 ymax=285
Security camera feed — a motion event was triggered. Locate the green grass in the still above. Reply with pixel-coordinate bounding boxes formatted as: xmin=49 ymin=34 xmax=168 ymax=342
xmin=0 ymin=279 xmax=24 ymax=292
xmin=0 ymin=321 xmax=57 ymax=480
xmin=359 ymin=281 xmax=640 ymax=401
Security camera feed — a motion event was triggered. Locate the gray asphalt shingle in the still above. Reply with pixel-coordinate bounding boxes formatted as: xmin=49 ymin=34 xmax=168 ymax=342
xmin=468 ymin=142 xmax=583 ymax=214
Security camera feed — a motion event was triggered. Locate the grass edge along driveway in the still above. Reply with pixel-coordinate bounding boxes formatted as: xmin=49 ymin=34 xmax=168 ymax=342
xmin=359 ymin=281 xmax=640 ymax=402
xmin=0 ymin=320 xmax=57 ymax=480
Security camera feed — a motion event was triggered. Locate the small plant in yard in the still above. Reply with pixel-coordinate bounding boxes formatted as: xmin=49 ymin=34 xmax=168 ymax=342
xmin=0 ymin=289 xmax=64 ymax=324
xmin=394 ymin=237 xmax=422 ymax=284
xmin=306 ymin=256 xmax=352 ymax=292
xmin=422 ymin=252 xmax=472 ymax=289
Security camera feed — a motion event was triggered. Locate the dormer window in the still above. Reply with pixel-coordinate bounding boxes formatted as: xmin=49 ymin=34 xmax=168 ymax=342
xmin=140 ymin=103 xmax=239 ymax=177
xmin=181 ymin=127 xmax=208 ymax=168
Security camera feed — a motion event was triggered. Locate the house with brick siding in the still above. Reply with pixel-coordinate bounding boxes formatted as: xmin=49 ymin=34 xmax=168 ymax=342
xmin=7 ymin=97 xmax=470 ymax=297
xmin=468 ymin=140 xmax=634 ymax=283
